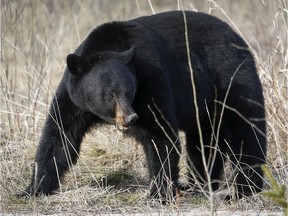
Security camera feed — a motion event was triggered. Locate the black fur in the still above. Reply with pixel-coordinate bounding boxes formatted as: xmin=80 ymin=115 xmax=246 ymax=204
xmin=20 ymin=11 xmax=266 ymax=199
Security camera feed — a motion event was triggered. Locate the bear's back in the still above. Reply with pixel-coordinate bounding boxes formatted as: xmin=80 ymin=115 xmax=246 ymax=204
xmin=77 ymin=11 xmax=246 ymax=58
xmin=131 ymin=11 xmax=244 ymax=46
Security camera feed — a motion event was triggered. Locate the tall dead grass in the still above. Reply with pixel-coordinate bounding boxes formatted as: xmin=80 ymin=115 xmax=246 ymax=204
xmin=1 ymin=0 xmax=287 ymax=215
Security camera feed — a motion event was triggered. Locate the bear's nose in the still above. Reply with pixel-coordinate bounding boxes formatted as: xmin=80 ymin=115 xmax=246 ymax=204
xmin=125 ymin=113 xmax=138 ymax=125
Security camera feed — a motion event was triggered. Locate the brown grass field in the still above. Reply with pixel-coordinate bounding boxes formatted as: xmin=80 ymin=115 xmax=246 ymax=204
xmin=1 ymin=0 xmax=287 ymax=215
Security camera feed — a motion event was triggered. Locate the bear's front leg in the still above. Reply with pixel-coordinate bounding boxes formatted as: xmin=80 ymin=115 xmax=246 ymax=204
xmin=132 ymin=128 xmax=181 ymax=201
xmin=147 ymin=135 xmax=180 ymax=201
xmin=18 ymin=89 xmax=98 ymax=197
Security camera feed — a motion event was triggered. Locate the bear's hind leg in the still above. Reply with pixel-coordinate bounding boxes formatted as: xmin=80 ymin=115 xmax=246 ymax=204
xmin=223 ymin=111 xmax=266 ymax=198
xmin=185 ymin=130 xmax=226 ymax=193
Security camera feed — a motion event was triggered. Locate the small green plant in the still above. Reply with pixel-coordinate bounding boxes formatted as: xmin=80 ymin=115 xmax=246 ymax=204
xmin=261 ymin=165 xmax=288 ymax=215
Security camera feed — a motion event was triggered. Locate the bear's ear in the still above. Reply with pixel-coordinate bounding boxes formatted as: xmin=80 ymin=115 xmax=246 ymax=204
xmin=66 ymin=54 xmax=88 ymax=76
xmin=118 ymin=46 xmax=135 ymax=64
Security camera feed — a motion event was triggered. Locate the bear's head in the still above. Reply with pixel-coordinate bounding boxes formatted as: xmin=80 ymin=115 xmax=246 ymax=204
xmin=66 ymin=47 xmax=138 ymax=131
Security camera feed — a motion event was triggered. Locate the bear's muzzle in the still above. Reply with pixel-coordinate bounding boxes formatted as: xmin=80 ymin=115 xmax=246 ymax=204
xmin=115 ymin=99 xmax=138 ymax=132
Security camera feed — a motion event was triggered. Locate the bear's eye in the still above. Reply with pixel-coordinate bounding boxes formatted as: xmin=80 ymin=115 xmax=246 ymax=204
xmin=108 ymin=92 xmax=116 ymax=99
xmin=126 ymin=91 xmax=132 ymax=98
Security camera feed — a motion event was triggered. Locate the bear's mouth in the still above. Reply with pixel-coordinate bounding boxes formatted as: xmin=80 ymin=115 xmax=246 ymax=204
xmin=114 ymin=110 xmax=138 ymax=132
xmin=116 ymin=124 xmax=130 ymax=132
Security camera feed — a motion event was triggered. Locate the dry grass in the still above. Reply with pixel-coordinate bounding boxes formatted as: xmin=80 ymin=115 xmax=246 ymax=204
xmin=1 ymin=0 xmax=287 ymax=215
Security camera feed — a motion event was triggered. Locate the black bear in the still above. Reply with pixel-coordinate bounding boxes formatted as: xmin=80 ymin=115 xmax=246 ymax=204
xmin=20 ymin=11 xmax=266 ymax=199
